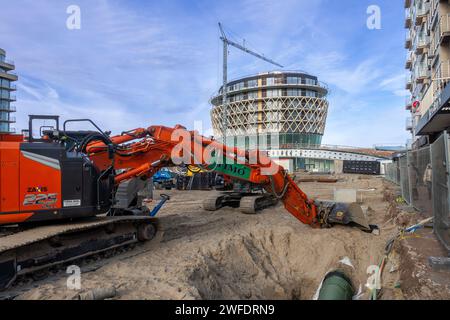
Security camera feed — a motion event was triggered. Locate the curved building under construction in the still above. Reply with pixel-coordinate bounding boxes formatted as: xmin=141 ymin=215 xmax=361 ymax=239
xmin=210 ymin=71 xmax=388 ymax=172
xmin=210 ymin=71 xmax=333 ymax=171
xmin=211 ymin=71 xmax=329 ymax=149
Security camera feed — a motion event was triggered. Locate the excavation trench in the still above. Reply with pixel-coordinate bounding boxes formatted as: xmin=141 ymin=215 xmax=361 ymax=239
xmin=187 ymin=228 xmax=365 ymax=300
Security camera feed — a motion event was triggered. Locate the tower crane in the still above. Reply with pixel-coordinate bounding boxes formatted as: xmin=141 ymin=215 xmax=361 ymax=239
xmin=218 ymin=22 xmax=283 ymax=145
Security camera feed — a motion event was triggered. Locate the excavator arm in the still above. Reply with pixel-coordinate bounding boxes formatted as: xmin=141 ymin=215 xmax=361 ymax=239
xmin=85 ymin=124 xmax=370 ymax=230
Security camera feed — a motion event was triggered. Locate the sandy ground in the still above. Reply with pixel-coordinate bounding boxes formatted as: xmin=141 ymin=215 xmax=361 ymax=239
xmin=11 ymin=174 xmax=450 ymax=300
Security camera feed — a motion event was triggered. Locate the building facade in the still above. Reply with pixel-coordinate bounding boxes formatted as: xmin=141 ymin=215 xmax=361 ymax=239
xmin=211 ymin=71 xmax=329 ymax=149
xmin=0 ymin=48 xmax=17 ymax=133
xmin=403 ymin=0 xmax=450 ymax=253
xmin=404 ymin=0 xmax=450 ymax=144
xmin=210 ymin=71 xmax=385 ymax=172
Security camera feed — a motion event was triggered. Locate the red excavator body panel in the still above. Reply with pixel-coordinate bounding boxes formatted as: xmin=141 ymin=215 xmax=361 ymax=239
xmin=0 ymin=136 xmax=63 ymax=224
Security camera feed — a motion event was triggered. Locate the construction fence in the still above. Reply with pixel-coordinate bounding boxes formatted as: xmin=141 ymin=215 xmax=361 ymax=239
xmin=383 ymin=131 xmax=449 ymax=252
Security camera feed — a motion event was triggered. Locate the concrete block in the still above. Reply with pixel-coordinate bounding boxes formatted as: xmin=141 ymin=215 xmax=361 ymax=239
xmin=334 ymin=160 xmax=344 ymax=174
xmin=334 ymin=189 xmax=357 ymax=203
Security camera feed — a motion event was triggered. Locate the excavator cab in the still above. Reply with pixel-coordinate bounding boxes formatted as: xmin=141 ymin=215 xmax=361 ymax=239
xmin=27 ymin=114 xmax=60 ymax=142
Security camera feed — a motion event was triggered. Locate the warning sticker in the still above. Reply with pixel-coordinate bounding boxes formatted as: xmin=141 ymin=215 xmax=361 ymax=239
xmin=63 ymin=199 xmax=81 ymax=207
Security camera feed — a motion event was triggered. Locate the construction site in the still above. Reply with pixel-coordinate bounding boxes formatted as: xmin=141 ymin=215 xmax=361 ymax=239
xmin=0 ymin=0 xmax=449 ymax=305
xmin=1 ymin=174 xmax=448 ymax=300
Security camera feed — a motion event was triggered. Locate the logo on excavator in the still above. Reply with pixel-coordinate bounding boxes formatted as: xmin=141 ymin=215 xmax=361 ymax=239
xmin=23 ymin=193 xmax=58 ymax=207
xmin=27 ymin=186 xmax=48 ymax=193
xmin=209 ymin=162 xmax=251 ymax=180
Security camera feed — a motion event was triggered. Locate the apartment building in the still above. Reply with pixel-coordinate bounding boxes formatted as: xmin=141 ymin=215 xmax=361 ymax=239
xmin=0 ymin=48 xmax=18 ymax=134
xmin=405 ymin=0 xmax=450 ymax=146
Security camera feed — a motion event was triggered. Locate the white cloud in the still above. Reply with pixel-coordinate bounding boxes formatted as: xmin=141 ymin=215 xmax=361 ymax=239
xmin=380 ymin=73 xmax=409 ymax=97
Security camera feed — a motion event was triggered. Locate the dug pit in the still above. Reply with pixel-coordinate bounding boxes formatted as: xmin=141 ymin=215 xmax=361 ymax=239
xmin=187 ymin=227 xmax=371 ymax=300
xmin=12 ymin=178 xmax=403 ymax=300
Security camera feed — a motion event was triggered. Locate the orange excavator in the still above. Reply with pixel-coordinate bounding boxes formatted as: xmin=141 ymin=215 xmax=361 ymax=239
xmin=0 ymin=115 xmax=370 ymax=290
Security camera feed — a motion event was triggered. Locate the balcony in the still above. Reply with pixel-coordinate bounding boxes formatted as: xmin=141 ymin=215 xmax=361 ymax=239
xmin=415 ymin=66 xmax=430 ymax=83
xmin=405 ymin=98 xmax=413 ymax=111
xmin=406 ymin=117 xmax=414 ymax=131
xmin=434 ymin=60 xmax=450 ymax=84
xmin=432 ymin=60 xmax=450 ymax=99
xmin=0 ymin=95 xmax=16 ymax=102
xmin=406 ymin=75 xmax=412 ymax=90
xmin=414 ymin=32 xmax=429 ymax=54
xmin=405 ymin=9 xmax=412 ymax=28
xmin=0 ymin=116 xmax=16 ymax=123
xmin=439 ymin=14 xmax=450 ymax=42
xmin=415 ymin=2 xmax=430 ymax=26
xmin=428 ymin=0 xmax=439 ymax=27
xmin=0 ymin=104 xmax=15 ymax=112
xmin=0 ymin=83 xmax=17 ymax=91
xmin=405 ymin=51 xmax=412 ymax=69
xmin=429 ymin=30 xmax=439 ymax=59
xmin=0 ymin=59 xmax=15 ymax=71
xmin=405 ymin=32 xmax=412 ymax=49
xmin=0 ymin=70 xmax=18 ymax=81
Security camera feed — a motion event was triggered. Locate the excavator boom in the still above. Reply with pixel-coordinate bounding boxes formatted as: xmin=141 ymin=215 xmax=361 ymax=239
xmin=86 ymin=124 xmax=369 ymax=230
xmin=0 ymin=118 xmax=370 ymax=230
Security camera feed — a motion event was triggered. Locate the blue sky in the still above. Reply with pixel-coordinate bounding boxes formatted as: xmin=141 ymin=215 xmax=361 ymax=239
xmin=0 ymin=0 xmax=409 ymax=147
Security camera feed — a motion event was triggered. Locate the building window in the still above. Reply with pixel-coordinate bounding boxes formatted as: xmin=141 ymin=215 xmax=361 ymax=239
xmin=287 ymin=77 xmax=299 ymax=84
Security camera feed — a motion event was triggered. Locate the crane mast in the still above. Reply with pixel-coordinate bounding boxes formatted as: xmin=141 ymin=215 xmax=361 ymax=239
xmin=218 ymin=23 xmax=283 ymax=146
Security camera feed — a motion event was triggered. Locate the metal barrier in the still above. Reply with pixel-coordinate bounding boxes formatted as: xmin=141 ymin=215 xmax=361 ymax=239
xmin=408 ymin=146 xmax=433 ymax=217
xmin=382 ymin=135 xmax=449 ymax=252
xmin=384 ymin=161 xmax=400 ymax=185
xmin=430 ymin=132 xmax=450 ymax=252
xmin=399 ymin=156 xmax=411 ymax=204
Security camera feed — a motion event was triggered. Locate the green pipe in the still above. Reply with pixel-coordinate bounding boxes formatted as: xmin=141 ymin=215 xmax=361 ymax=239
xmin=318 ymin=270 xmax=354 ymax=300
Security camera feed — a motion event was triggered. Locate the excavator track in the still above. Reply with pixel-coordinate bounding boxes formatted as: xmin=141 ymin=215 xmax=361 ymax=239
xmin=203 ymin=192 xmax=278 ymax=214
xmin=203 ymin=196 xmax=225 ymax=211
xmin=1 ymin=240 xmax=140 ymax=300
xmin=240 ymin=194 xmax=278 ymax=214
xmin=0 ymin=216 xmax=158 ymax=291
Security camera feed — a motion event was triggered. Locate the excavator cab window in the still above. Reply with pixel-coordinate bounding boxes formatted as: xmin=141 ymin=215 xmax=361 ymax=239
xmin=28 ymin=115 xmax=59 ymax=143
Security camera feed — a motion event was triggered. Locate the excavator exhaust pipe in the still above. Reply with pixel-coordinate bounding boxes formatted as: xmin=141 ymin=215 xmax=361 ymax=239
xmin=315 ymin=200 xmax=371 ymax=232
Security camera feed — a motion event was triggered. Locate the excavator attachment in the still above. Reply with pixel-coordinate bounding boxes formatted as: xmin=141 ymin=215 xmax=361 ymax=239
xmin=315 ymin=201 xmax=371 ymax=232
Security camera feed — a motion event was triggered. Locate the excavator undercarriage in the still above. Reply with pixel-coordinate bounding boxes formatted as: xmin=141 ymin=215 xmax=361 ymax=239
xmin=203 ymin=180 xmax=279 ymax=214
xmin=0 ymin=216 xmax=157 ymax=291
xmin=203 ymin=192 xmax=278 ymax=214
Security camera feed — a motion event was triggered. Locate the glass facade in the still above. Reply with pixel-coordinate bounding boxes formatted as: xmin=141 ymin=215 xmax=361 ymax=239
xmin=222 ymin=74 xmax=321 ymax=94
xmin=230 ymin=133 xmax=323 ymax=150
xmin=294 ymin=158 xmax=335 ymax=172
